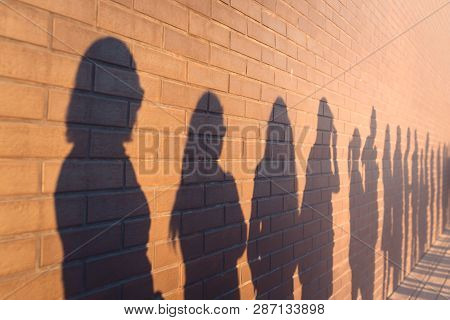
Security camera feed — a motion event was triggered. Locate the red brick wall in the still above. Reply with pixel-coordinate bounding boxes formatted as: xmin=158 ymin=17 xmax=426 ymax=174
xmin=0 ymin=0 xmax=449 ymax=299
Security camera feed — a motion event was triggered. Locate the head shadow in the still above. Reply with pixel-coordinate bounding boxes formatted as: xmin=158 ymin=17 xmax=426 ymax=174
xmin=55 ymin=37 xmax=160 ymax=299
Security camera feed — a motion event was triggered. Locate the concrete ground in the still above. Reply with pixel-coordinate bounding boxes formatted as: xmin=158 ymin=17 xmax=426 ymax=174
xmin=389 ymin=229 xmax=449 ymax=300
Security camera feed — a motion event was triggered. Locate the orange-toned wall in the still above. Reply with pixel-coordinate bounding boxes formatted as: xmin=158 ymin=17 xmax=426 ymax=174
xmin=0 ymin=0 xmax=449 ymax=299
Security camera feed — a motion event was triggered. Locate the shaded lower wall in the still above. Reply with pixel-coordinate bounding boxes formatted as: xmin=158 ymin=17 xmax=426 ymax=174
xmin=0 ymin=0 xmax=449 ymax=299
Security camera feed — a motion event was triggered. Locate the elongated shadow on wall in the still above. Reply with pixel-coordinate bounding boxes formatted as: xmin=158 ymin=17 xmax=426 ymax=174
xmin=298 ymin=98 xmax=340 ymax=299
xmin=247 ymin=97 xmax=298 ymax=299
xmin=169 ymin=92 xmax=246 ymax=299
xmin=55 ymin=38 xmax=160 ymax=299
xmin=349 ymin=107 xmax=379 ymax=299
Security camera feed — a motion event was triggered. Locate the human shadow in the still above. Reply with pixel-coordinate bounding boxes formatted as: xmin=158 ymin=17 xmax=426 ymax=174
xmin=247 ymin=97 xmax=298 ymax=299
xmin=430 ymin=147 xmax=435 ymax=245
xmin=418 ymin=134 xmax=430 ymax=257
xmin=391 ymin=126 xmax=404 ymax=290
xmin=169 ymin=92 xmax=246 ymax=299
xmin=55 ymin=38 xmax=159 ymax=299
xmin=298 ymin=98 xmax=339 ymax=299
xmin=349 ymin=107 xmax=379 ymax=299
xmin=348 ymin=128 xmax=364 ymax=298
xmin=381 ymin=124 xmax=392 ymax=298
xmin=403 ymin=128 xmax=411 ymax=275
xmin=444 ymin=145 xmax=449 ymax=229
xmin=411 ymin=130 xmax=419 ymax=269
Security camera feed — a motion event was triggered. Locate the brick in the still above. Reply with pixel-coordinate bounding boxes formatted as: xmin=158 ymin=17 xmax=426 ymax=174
xmin=287 ymin=24 xmax=307 ymax=47
xmin=262 ymin=47 xmax=287 ymax=70
xmin=123 ymin=214 xmax=174 ymax=248
xmin=112 ymin=0 xmax=132 ymax=7
xmin=229 ymin=74 xmax=261 ymax=100
xmin=0 ymin=238 xmax=35 ymax=277
xmin=258 ymin=195 xmax=284 ymax=217
xmin=276 ymin=35 xmax=297 ymax=58
xmin=205 ymin=182 xmax=241 ymax=205
xmin=85 ymin=248 xmax=152 ymax=289
xmin=0 ymin=122 xmax=87 ymax=158
xmin=230 ymin=32 xmax=261 ymax=60
xmin=248 ymin=20 xmax=275 ymax=47
xmin=204 ymin=269 xmax=239 ymax=298
xmin=212 ymin=0 xmax=247 ymax=34
xmin=162 ymin=81 xmax=207 ymax=110
xmin=210 ymin=45 xmax=247 ymax=74
xmin=287 ymin=58 xmax=307 ymax=79
xmin=183 ymin=252 xmax=223 ymax=285
xmin=0 ymin=40 xmax=91 ymax=89
xmin=132 ymin=101 xmax=185 ymax=131
xmin=189 ymin=12 xmax=230 ymax=48
xmin=247 ymin=60 xmax=275 ymax=84
xmin=0 ymin=196 xmax=85 ymax=236
xmin=262 ymin=10 xmax=286 ymax=35
xmin=53 ymin=18 xmax=131 ymax=66
xmin=0 ymin=81 xmax=45 ymax=120
xmin=255 ymin=0 xmax=276 ymax=11
xmin=156 ymin=185 xmax=204 ymax=213
xmin=188 ymin=62 xmax=229 ymax=91
xmin=231 ymin=0 xmax=262 ymax=21
xmin=43 ymin=160 xmax=124 ymax=193
xmin=176 ymin=0 xmax=211 ymax=16
xmin=48 ymin=89 xmax=129 ymax=127
xmin=135 ymin=0 xmax=188 ymax=30
xmin=0 ymin=160 xmax=40 ymax=196
xmin=205 ymin=224 xmax=242 ymax=252
xmin=274 ymin=70 xmax=297 ymax=91
xmin=88 ymin=189 xmax=154 ymax=223
xmin=164 ymin=28 xmax=209 ymax=62
xmin=276 ymin=0 xmax=299 ymax=25
xmin=182 ymin=206 xmax=224 ymax=235
xmin=41 ymin=225 xmax=121 ymax=265
xmin=0 ymin=0 xmax=49 ymax=46
xmin=0 ymin=265 xmax=83 ymax=299
xmin=212 ymin=92 xmax=246 ymax=117
xmin=153 ymin=266 xmax=180 ymax=293
xmin=20 ymin=0 xmax=95 ymax=24
xmin=94 ymin=64 xmax=160 ymax=100
xmin=154 ymin=235 xmax=202 ymax=268
xmin=98 ymin=1 xmax=162 ymax=46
